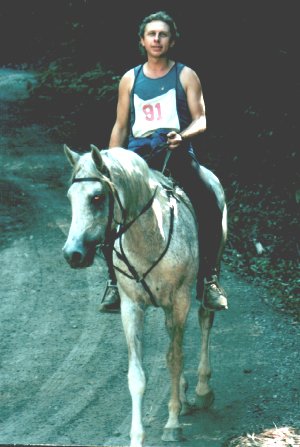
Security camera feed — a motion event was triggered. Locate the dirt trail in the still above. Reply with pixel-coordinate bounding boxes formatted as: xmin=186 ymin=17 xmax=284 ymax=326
xmin=0 ymin=69 xmax=299 ymax=447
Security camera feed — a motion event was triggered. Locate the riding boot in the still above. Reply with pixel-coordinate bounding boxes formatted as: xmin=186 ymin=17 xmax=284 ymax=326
xmin=99 ymin=242 xmax=121 ymax=313
xmin=193 ymin=176 xmax=228 ymax=311
xmin=198 ymin=220 xmax=228 ymax=311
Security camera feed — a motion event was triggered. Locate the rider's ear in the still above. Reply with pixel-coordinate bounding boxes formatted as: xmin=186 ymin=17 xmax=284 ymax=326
xmin=64 ymin=144 xmax=80 ymax=167
xmin=91 ymin=144 xmax=104 ymax=172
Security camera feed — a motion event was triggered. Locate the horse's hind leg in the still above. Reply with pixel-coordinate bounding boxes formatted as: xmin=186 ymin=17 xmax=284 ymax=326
xmin=120 ymin=295 xmax=146 ymax=447
xmin=195 ymin=306 xmax=215 ymax=409
xmin=162 ymin=297 xmax=190 ymax=442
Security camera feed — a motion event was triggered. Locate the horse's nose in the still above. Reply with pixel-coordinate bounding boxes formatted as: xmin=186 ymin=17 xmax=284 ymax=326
xmin=69 ymin=250 xmax=84 ymax=266
xmin=63 ymin=244 xmax=86 ymax=268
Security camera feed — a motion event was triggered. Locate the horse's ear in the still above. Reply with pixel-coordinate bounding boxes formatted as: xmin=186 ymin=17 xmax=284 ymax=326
xmin=91 ymin=144 xmax=104 ymax=172
xmin=64 ymin=144 xmax=80 ymax=167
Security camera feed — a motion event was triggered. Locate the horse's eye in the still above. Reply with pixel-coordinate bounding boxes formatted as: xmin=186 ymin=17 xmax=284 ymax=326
xmin=92 ymin=194 xmax=105 ymax=206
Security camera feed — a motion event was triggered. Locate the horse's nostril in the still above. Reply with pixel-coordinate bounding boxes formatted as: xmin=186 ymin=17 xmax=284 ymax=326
xmin=63 ymin=247 xmax=84 ymax=266
xmin=71 ymin=251 xmax=83 ymax=264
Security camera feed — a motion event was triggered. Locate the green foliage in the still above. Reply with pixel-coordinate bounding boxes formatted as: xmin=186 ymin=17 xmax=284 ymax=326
xmin=31 ymin=60 xmax=120 ymax=100
xmin=224 ymin=182 xmax=299 ymax=319
xmin=27 ymin=59 xmax=120 ymax=147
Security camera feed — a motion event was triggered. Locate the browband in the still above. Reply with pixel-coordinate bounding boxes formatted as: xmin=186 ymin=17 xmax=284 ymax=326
xmin=72 ymin=177 xmax=101 ymax=183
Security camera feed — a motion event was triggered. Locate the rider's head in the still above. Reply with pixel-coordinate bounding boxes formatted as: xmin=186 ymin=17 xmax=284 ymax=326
xmin=138 ymin=11 xmax=180 ymax=57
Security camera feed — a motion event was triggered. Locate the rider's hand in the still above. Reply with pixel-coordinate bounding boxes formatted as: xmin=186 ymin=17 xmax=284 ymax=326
xmin=166 ymin=131 xmax=183 ymax=150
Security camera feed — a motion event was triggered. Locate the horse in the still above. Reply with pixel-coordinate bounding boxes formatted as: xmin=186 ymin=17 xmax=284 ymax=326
xmin=62 ymin=144 xmax=227 ymax=447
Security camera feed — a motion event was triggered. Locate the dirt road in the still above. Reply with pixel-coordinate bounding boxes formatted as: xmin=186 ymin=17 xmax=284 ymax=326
xmin=0 ymin=69 xmax=299 ymax=447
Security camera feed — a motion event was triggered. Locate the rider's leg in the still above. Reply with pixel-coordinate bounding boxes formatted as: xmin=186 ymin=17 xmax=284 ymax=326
xmin=99 ymin=242 xmax=121 ymax=313
xmin=168 ymin=151 xmax=228 ymax=311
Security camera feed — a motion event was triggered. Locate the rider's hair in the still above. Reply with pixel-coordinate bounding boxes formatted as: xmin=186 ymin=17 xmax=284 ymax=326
xmin=138 ymin=11 xmax=179 ymax=56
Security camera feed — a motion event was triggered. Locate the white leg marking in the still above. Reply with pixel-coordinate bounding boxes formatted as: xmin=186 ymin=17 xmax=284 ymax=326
xmin=121 ymin=295 xmax=146 ymax=447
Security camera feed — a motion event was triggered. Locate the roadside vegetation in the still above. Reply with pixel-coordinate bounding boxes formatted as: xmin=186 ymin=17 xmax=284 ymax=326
xmin=223 ymin=426 xmax=300 ymax=447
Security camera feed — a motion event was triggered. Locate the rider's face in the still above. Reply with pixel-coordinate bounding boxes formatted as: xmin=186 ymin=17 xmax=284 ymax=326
xmin=140 ymin=21 xmax=175 ymax=57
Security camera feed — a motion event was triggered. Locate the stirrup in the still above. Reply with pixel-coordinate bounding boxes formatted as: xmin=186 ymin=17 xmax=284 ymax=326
xmin=202 ymin=275 xmax=228 ymax=311
xmin=101 ymin=279 xmax=118 ymax=303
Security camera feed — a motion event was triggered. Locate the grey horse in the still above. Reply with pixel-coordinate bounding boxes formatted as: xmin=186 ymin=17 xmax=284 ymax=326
xmin=63 ymin=144 xmax=227 ymax=447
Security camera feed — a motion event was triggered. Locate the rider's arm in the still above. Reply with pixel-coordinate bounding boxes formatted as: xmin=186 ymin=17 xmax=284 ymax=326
xmin=181 ymin=66 xmax=206 ymax=138
xmin=167 ymin=67 xmax=206 ymax=149
xmin=109 ymin=70 xmax=134 ymax=148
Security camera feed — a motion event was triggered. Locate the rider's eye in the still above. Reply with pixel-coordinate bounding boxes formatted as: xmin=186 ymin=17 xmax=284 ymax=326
xmin=92 ymin=194 xmax=105 ymax=206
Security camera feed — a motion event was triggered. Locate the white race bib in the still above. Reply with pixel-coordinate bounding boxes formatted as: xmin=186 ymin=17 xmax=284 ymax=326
xmin=132 ymin=88 xmax=180 ymax=137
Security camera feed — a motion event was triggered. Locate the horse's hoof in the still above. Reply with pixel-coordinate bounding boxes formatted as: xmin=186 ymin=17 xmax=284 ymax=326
xmin=161 ymin=426 xmax=184 ymax=442
xmin=194 ymin=390 xmax=215 ymax=409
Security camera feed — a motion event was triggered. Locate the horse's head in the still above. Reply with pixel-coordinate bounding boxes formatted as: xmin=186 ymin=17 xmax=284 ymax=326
xmin=63 ymin=144 xmax=112 ymax=268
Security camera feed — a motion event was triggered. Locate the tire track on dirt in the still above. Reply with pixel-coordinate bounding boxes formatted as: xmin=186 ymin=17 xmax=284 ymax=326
xmin=0 ymin=208 xmax=127 ymax=444
xmin=0 ymin=176 xmax=127 ymax=443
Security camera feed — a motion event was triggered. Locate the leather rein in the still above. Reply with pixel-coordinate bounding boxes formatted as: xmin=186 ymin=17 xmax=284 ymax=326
xmin=72 ymin=175 xmax=175 ymax=307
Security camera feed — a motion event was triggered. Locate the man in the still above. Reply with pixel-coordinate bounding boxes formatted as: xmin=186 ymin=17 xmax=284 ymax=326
xmin=99 ymin=10 xmax=228 ymax=313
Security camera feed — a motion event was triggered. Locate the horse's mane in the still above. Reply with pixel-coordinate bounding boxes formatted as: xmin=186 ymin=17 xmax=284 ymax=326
xmin=71 ymin=147 xmax=191 ymax=219
xmin=100 ymin=148 xmax=176 ymax=218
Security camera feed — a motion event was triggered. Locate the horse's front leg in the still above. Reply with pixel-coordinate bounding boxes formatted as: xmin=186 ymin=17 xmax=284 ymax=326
xmin=121 ymin=294 xmax=146 ymax=447
xmin=195 ymin=306 xmax=215 ymax=408
xmin=162 ymin=297 xmax=190 ymax=442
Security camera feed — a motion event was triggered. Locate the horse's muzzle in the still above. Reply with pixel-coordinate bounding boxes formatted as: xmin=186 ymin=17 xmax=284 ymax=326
xmin=62 ymin=241 xmax=96 ymax=269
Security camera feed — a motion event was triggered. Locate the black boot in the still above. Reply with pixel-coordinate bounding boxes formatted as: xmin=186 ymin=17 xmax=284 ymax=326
xmin=197 ymin=212 xmax=228 ymax=311
xmin=171 ymin=153 xmax=228 ymax=311
xmin=197 ymin=208 xmax=228 ymax=312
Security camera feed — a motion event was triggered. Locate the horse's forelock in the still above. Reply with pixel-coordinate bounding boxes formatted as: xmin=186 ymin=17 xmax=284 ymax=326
xmin=69 ymin=152 xmax=112 ymax=190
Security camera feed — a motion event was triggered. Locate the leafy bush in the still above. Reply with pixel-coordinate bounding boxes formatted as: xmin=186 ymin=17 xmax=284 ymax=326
xmin=27 ymin=59 xmax=120 ymax=148
xmin=224 ymin=182 xmax=299 ymax=319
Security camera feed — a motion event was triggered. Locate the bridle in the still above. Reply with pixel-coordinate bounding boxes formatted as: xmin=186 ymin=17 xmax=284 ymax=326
xmin=71 ymin=175 xmax=175 ymax=307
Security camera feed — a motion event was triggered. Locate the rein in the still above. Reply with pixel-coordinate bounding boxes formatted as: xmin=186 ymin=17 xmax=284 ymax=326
xmin=113 ymin=187 xmax=158 ymax=241
xmin=113 ymin=189 xmax=175 ymax=307
xmin=72 ymin=174 xmax=175 ymax=308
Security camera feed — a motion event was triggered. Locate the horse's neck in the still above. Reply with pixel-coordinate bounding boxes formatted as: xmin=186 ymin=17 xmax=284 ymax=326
xmin=121 ymin=193 xmax=169 ymax=255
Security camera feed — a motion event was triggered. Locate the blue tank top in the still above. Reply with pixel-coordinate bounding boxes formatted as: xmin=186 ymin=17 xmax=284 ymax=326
xmin=130 ymin=62 xmax=192 ymax=138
